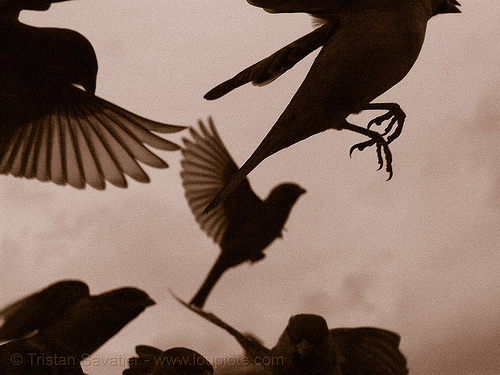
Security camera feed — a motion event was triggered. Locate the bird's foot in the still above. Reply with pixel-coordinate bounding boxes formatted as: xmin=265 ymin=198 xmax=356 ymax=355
xmin=366 ymin=103 xmax=406 ymax=144
xmin=349 ymin=133 xmax=393 ymax=180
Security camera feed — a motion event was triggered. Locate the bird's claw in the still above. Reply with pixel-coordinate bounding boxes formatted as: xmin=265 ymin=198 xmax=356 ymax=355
xmin=349 ymin=134 xmax=393 ymax=180
xmin=366 ymin=105 xmax=406 ymax=144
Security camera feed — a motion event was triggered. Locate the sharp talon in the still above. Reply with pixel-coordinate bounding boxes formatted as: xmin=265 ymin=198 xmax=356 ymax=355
xmin=382 ymin=117 xmax=397 ymax=136
xmin=349 ymin=133 xmax=393 ymax=179
xmin=349 ymin=146 xmax=356 ymax=158
xmin=376 ymin=144 xmax=383 ymax=170
xmin=366 ymin=105 xmax=406 ymax=145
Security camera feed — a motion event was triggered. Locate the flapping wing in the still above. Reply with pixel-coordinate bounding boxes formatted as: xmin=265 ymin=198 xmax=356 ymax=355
xmin=0 ymin=86 xmax=186 ymax=189
xmin=204 ymin=22 xmax=335 ymax=100
xmin=330 ymin=327 xmax=408 ymax=375
xmin=180 ymin=117 xmax=239 ymax=243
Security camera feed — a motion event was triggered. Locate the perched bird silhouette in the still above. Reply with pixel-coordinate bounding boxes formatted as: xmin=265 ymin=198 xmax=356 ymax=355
xmin=180 ymin=118 xmax=306 ymax=308
xmin=174 ymin=296 xmax=408 ymax=375
xmin=204 ymin=0 xmax=461 ymax=212
xmin=0 ymin=0 xmax=186 ymax=189
xmin=0 ymin=280 xmax=155 ymax=360
xmin=123 ymin=346 xmax=213 ymax=375
xmin=0 ymin=336 xmax=85 ymax=375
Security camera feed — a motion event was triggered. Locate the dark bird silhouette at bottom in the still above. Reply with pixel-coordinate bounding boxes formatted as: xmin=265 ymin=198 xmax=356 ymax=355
xmin=0 ymin=0 xmax=186 ymax=189
xmin=124 ymin=346 xmax=213 ymax=375
xmin=180 ymin=118 xmax=305 ymax=308
xmin=0 ymin=337 xmax=85 ymax=375
xmin=174 ymin=295 xmax=408 ymax=375
xmin=0 ymin=280 xmax=155 ymax=360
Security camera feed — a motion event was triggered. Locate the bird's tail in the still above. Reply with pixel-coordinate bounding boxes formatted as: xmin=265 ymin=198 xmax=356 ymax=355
xmin=204 ymin=23 xmax=333 ymax=100
xmin=189 ymin=257 xmax=228 ymax=308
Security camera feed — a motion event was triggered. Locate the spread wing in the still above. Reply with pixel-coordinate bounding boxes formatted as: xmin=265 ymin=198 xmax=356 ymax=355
xmin=330 ymin=327 xmax=408 ymax=375
xmin=180 ymin=117 xmax=260 ymax=244
xmin=0 ymin=86 xmax=186 ymax=189
xmin=204 ymin=22 xmax=335 ymax=100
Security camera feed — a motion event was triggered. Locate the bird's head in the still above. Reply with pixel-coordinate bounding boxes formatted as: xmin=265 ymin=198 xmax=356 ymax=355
xmin=264 ymin=183 xmax=305 ymax=230
xmin=286 ymin=314 xmax=329 ymax=347
xmin=40 ymin=27 xmax=98 ymax=94
xmin=97 ymin=287 xmax=156 ymax=314
xmin=285 ymin=314 xmax=330 ymax=363
xmin=266 ymin=183 xmax=306 ymax=208
xmin=431 ymin=0 xmax=461 ymax=16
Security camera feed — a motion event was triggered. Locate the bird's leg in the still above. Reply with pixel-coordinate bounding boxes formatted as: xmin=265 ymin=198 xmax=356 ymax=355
xmin=342 ymin=120 xmax=393 ymax=180
xmin=364 ymin=102 xmax=406 ymax=144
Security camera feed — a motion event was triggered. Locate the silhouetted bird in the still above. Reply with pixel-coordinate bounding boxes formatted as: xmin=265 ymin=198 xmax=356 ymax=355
xmin=0 ymin=280 xmax=155 ymax=360
xmin=0 ymin=0 xmax=186 ymax=189
xmin=175 ymin=296 xmax=408 ymax=375
xmin=124 ymin=346 xmax=213 ymax=375
xmin=204 ymin=0 xmax=461 ymax=212
xmin=180 ymin=118 xmax=305 ymax=308
xmin=0 ymin=336 xmax=84 ymax=375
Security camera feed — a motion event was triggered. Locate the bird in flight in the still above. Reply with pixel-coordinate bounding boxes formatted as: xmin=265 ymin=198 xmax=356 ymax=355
xmin=204 ymin=0 xmax=461 ymax=212
xmin=0 ymin=280 xmax=155 ymax=360
xmin=174 ymin=294 xmax=409 ymax=375
xmin=180 ymin=118 xmax=305 ymax=307
xmin=0 ymin=0 xmax=186 ymax=189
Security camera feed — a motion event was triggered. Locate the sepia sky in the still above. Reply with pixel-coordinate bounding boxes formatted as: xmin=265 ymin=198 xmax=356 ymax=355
xmin=1 ymin=1 xmax=500 ymax=374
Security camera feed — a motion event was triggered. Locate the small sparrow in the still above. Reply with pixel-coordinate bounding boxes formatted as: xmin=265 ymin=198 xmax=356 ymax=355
xmin=204 ymin=0 xmax=461 ymax=212
xmin=123 ymin=346 xmax=213 ymax=375
xmin=0 ymin=0 xmax=186 ymax=189
xmin=180 ymin=118 xmax=305 ymax=307
xmin=0 ymin=280 xmax=155 ymax=360
xmin=174 ymin=295 xmax=408 ymax=375
xmin=0 ymin=336 xmax=85 ymax=375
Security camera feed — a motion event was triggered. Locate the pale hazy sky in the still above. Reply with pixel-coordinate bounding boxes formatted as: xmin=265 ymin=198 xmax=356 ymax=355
xmin=1 ymin=1 xmax=500 ymax=374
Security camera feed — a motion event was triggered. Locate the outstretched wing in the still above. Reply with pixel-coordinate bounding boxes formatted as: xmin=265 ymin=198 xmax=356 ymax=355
xmin=180 ymin=117 xmax=236 ymax=243
xmin=181 ymin=117 xmax=260 ymax=243
xmin=205 ymin=22 xmax=335 ymax=100
xmin=330 ymin=327 xmax=408 ymax=375
xmin=0 ymin=86 xmax=186 ymax=189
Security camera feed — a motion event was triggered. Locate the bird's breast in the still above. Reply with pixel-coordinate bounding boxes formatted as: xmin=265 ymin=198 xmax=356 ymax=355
xmin=296 ymin=7 xmax=429 ymax=113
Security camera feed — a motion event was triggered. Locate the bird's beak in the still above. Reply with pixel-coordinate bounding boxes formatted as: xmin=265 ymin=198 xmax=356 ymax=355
xmin=436 ymin=0 xmax=461 ymax=14
xmin=144 ymin=296 xmax=156 ymax=307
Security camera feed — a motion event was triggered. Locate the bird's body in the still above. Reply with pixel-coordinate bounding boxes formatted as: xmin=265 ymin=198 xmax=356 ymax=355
xmin=180 ymin=118 xmax=305 ymax=308
xmin=204 ymin=0 xmax=461 ymax=211
xmin=0 ymin=280 xmax=155 ymax=360
xmin=0 ymin=0 xmax=186 ymax=189
xmin=175 ymin=298 xmax=409 ymax=375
